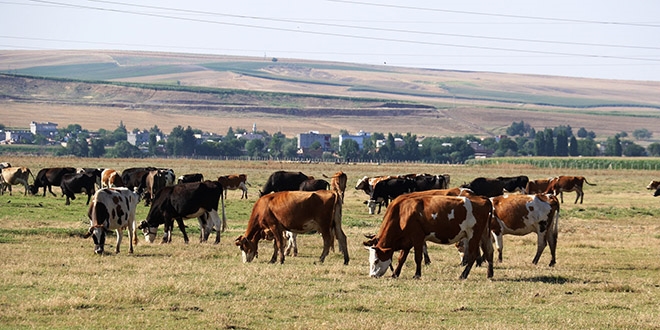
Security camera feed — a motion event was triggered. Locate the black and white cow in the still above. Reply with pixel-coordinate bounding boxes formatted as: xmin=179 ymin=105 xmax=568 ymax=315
xmin=60 ymin=172 xmax=97 ymax=205
xmin=367 ymin=177 xmax=417 ymax=214
xmin=177 ymin=173 xmax=204 ymax=184
xmin=29 ymin=167 xmax=77 ymax=197
xmin=83 ymin=187 xmax=141 ymax=254
xmin=138 ymin=180 xmax=226 ymax=244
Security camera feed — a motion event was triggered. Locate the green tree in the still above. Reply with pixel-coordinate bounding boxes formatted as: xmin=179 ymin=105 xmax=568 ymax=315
xmin=400 ymin=133 xmax=419 ymax=160
xmin=577 ymin=138 xmax=599 ymax=156
xmin=604 ymin=135 xmax=622 ymax=156
xmin=245 ymin=139 xmax=265 ymax=157
xmin=543 ymin=128 xmax=555 ymax=156
xmin=623 ymin=142 xmax=646 ymax=156
xmin=110 ymin=140 xmax=143 ymax=158
xmin=89 ymin=139 xmax=105 ymax=157
xmin=340 ymin=139 xmax=360 ymax=160
xmin=647 ymin=142 xmax=660 ymax=156
xmin=534 ymin=133 xmax=546 ymax=156
xmin=632 ymin=128 xmax=652 ymax=140
xmin=568 ymin=135 xmax=579 ymax=156
xmin=555 ymin=130 xmax=569 ymax=156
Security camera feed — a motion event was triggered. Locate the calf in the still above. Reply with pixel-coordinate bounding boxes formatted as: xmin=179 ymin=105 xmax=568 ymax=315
xmin=235 ymin=190 xmax=348 ymax=265
xmin=489 ymin=194 xmax=560 ymax=266
xmin=138 ymin=180 xmax=226 ymax=244
xmin=83 ymin=188 xmax=140 ymax=254
xmin=545 ymin=175 xmax=596 ymax=204
xmin=0 ymin=166 xmax=33 ymax=196
xmin=364 ymin=194 xmax=493 ymax=279
xmin=218 ymin=174 xmax=250 ymax=199
xmin=60 ymin=172 xmax=97 ymax=205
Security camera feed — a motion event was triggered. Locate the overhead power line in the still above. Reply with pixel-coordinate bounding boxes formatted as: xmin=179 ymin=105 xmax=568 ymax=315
xmin=19 ymin=0 xmax=660 ymax=63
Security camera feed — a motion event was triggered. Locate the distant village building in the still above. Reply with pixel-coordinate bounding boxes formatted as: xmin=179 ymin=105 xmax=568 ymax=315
xmin=376 ymin=138 xmax=405 ymax=149
xmin=468 ymin=140 xmax=494 ymax=158
xmin=236 ymin=132 xmax=264 ymax=141
xmin=127 ymin=130 xmax=151 ymax=146
xmin=339 ymin=130 xmax=370 ymax=151
xmin=298 ymin=131 xmax=331 ymax=151
xmin=5 ymin=130 xmax=34 ymax=144
xmin=30 ymin=121 xmax=58 ymax=136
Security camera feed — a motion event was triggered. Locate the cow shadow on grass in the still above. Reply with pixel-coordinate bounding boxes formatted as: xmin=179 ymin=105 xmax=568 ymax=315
xmin=495 ymin=275 xmax=574 ymax=284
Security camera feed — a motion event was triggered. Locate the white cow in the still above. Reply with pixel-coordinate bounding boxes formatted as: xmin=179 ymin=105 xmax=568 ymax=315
xmin=84 ymin=188 xmax=140 ymax=254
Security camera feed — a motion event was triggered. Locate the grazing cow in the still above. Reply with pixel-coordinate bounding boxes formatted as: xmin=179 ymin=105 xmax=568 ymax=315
xmin=460 ymin=177 xmax=507 ymax=197
xmin=364 ymin=194 xmax=494 ymax=279
xmin=646 ymin=180 xmax=660 ymax=190
xmin=299 ymin=178 xmax=330 ymax=191
xmin=29 ymin=167 xmax=77 ymax=197
xmin=497 ymin=175 xmax=529 ymax=193
xmin=526 ymin=178 xmax=553 ymax=194
xmin=77 ymin=168 xmax=103 ymax=189
xmin=367 ymin=177 xmax=417 ymax=215
xmin=101 ymin=169 xmax=124 ymax=188
xmin=144 ymin=169 xmax=168 ymax=206
xmin=138 ymin=180 xmax=226 ymax=244
xmin=121 ymin=167 xmax=154 ymax=193
xmin=410 ymin=174 xmax=447 ymax=192
xmin=235 ymin=190 xmax=349 ymax=265
xmin=217 ymin=174 xmax=250 ymax=199
xmin=260 ymin=171 xmax=309 ymax=196
xmin=488 ymin=194 xmax=560 ymax=266
xmin=178 ymin=173 xmax=204 ymax=184
xmin=544 ymin=175 xmax=596 ymax=204
xmin=0 ymin=166 xmax=33 ymax=196
xmin=83 ymin=187 xmax=140 ymax=254
xmin=60 ymin=172 xmax=97 ymax=205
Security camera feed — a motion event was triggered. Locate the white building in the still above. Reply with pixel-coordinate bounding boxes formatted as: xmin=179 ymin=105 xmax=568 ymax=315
xmin=339 ymin=130 xmax=370 ymax=151
xmin=298 ymin=131 xmax=331 ymax=151
xmin=30 ymin=121 xmax=58 ymax=136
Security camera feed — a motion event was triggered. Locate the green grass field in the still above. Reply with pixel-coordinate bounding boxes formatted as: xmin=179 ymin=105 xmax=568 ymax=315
xmin=0 ymin=157 xmax=659 ymax=329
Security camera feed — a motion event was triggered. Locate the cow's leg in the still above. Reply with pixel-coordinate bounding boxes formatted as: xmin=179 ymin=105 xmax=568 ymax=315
xmin=284 ymin=232 xmax=297 ymax=257
xmin=480 ymin=227 xmax=495 ymax=278
xmin=270 ymin=240 xmax=279 ymax=264
xmin=7 ymin=185 xmax=11 ymax=196
xmin=85 ymin=192 xmax=92 ymax=205
xmin=65 ymin=195 xmax=71 ymax=205
xmin=422 ymin=242 xmax=431 ymax=265
xmin=547 ymin=227 xmax=558 ymax=267
xmin=161 ymin=222 xmax=172 ymax=244
xmin=197 ymin=216 xmax=208 ymax=243
xmin=335 ymin=227 xmax=349 ymax=265
xmin=115 ymin=229 xmax=123 ymax=254
xmin=576 ymin=188 xmax=584 ymax=204
xmin=274 ymin=228 xmax=286 ymax=264
xmin=532 ymin=231 xmax=548 ymax=265
xmin=128 ymin=222 xmax=135 ymax=254
xmin=175 ymin=218 xmax=189 ymax=244
xmin=207 ymin=210 xmax=222 ymax=244
xmin=459 ymin=236 xmax=480 ymax=280
xmin=413 ymin=243 xmax=425 ymax=279
xmin=492 ymin=231 xmax=504 ymax=263
xmin=559 ymin=191 xmax=564 ymax=203
xmin=318 ymin=230 xmax=333 ymax=264
xmin=47 ymin=185 xmax=56 ymax=197
xmin=393 ymin=248 xmax=410 ymax=278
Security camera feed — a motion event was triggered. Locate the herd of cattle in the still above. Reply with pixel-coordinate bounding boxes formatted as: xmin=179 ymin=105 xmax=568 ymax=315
xmin=2 ymin=160 xmax=643 ymax=280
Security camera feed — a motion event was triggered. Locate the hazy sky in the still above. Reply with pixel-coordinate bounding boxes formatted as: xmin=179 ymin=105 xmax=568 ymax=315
xmin=2 ymin=0 xmax=659 ymax=81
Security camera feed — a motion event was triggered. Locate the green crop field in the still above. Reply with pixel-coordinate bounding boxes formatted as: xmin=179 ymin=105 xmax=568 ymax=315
xmin=0 ymin=156 xmax=659 ymax=329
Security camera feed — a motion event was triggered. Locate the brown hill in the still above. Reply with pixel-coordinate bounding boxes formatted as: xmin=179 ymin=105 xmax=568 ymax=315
xmin=1 ymin=50 xmax=660 ymax=139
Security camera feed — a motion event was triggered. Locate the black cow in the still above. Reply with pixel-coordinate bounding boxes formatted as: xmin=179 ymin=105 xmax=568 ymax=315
xmin=299 ymin=179 xmax=330 ymax=191
xmin=177 ymin=173 xmax=204 ymax=184
xmin=367 ymin=177 xmax=417 ymax=214
xmin=77 ymin=168 xmax=104 ymax=189
xmin=29 ymin=167 xmax=77 ymax=196
xmin=460 ymin=177 xmax=507 ymax=198
xmin=260 ymin=171 xmax=310 ymax=196
xmin=138 ymin=180 xmax=226 ymax=244
xmin=60 ymin=172 xmax=97 ymax=205
xmin=497 ymin=175 xmax=529 ymax=193
xmin=411 ymin=174 xmax=446 ymax=192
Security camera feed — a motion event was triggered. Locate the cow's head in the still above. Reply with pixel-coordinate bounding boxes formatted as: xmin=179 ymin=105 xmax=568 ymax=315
xmin=138 ymin=220 xmax=158 ymax=243
xmin=235 ymin=235 xmax=257 ymax=263
xmin=366 ymin=246 xmax=392 ymax=278
xmin=355 ymin=176 xmax=369 ymax=190
xmin=27 ymin=184 xmax=39 ymax=195
xmin=84 ymin=225 xmax=107 ymax=255
xmin=366 ymin=199 xmax=378 ymax=215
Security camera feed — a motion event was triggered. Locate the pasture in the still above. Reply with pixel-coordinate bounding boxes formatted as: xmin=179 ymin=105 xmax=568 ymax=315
xmin=0 ymin=156 xmax=659 ymax=329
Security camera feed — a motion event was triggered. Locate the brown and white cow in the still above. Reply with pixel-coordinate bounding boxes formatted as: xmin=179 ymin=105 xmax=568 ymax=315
xmin=0 ymin=167 xmax=33 ymax=196
xmin=364 ymin=194 xmax=494 ymax=279
xmin=217 ymin=174 xmax=249 ymax=199
xmin=144 ymin=169 xmax=168 ymax=206
xmin=544 ymin=175 xmax=596 ymax=204
xmin=489 ymin=194 xmax=560 ymax=266
xmin=101 ymin=169 xmax=124 ymax=188
xmin=83 ymin=187 xmax=140 ymax=254
xmin=235 ymin=190 xmax=348 ymax=265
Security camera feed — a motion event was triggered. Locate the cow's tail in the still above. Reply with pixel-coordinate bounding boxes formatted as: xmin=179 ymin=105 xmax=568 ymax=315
xmin=220 ymin=192 xmax=227 ymax=232
xmin=583 ymin=178 xmax=596 ymax=186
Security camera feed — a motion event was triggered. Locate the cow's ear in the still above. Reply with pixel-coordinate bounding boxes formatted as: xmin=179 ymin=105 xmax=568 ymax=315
xmin=234 ymin=236 xmax=244 ymax=246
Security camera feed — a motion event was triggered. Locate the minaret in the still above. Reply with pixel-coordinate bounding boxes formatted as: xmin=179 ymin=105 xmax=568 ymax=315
xmin=253 ymin=123 xmax=257 ymax=133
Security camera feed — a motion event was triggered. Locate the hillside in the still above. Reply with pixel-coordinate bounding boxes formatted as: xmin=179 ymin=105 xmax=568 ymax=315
xmin=2 ymin=50 xmax=660 ymax=139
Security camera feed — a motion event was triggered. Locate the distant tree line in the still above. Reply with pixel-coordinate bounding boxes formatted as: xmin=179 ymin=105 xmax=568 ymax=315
xmin=2 ymin=120 xmax=658 ymax=162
